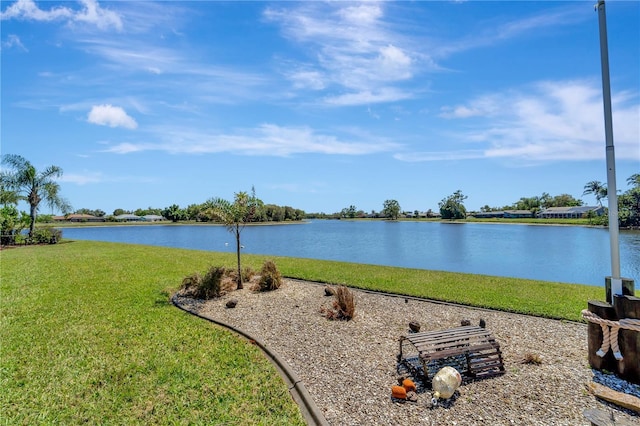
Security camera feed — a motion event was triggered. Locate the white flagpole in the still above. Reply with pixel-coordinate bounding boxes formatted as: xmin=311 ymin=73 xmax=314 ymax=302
xmin=596 ymin=0 xmax=622 ymax=300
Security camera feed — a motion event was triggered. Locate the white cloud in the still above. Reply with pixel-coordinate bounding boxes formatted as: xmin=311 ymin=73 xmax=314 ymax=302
xmin=324 ymin=88 xmax=412 ymax=106
xmin=2 ymin=34 xmax=27 ymax=51
xmin=377 ymin=44 xmax=412 ymax=79
xmin=433 ymin=5 xmax=588 ymax=58
xmin=264 ymin=2 xmax=419 ymax=105
xmin=74 ymin=0 xmax=122 ymax=31
xmin=59 ymin=171 xmax=104 ymax=185
xmin=337 ymin=3 xmax=383 ymax=25
xmin=439 ymin=95 xmax=501 ymax=118
xmin=87 ymin=104 xmax=137 ymax=129
xmin=102 ymin=123 xmax=401 ymax=157
xmin=394 ymin=150 xmax=485 ymax=162
xmin=0 ymin=0 xmax=122 ymax=31
xmin=287 ymin=69 xmax=327 ymax=90
xmin=400 ymin=80 xmax=639 ymax=163
xmin=1 ymin=0 xmax=72 ymax=21
xmin=60 ymin=171 xmax=156 ymax=185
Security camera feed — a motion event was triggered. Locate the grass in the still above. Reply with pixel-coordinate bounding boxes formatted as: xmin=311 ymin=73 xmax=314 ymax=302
xmin=263 ymin=256 xmax=602 ymax=322
xmin=1 ymin=239 xmax=603 ymax=423
xmin=0 ymin=241 xmax=305 ymax=425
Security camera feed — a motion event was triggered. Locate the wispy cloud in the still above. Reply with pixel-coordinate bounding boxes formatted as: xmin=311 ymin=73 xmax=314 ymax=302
xmin=59 ymin=171 xmax=105 ymax=185
xmin=102 ymin=124 xmax=401 ymax=157
xmin=398 ymin=80 xmax=639 ymax=163
xmin=1 ymin=34 xmax=27 ymax=51
xmin=264 ymin=2 xmax=420 ymax=105
xmin=87 ymin=104 xmax=137 ymax=129
xmin=1 ymin=0 xmax=123 ymax=31
xmin=433 ymin=4 xmax=588 ymax=58
xmin=60 ymin=171 xmax=157 ymax=185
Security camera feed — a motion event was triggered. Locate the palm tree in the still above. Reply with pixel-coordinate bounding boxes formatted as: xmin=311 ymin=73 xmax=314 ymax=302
xmin=627 ymin=173 xmax=640 ymax=188
xmin=204 ymin=188 xmax=261 ymax=289
xmin=583 ymin=181 xmax=607 ymax=206
xmin=0 ymin=154 xmax=71 ymax=237
xmin=0 ymin=185 xmax=19 ymax=206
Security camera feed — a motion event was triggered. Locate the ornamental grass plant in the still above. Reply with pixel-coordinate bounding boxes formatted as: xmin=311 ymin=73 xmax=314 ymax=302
xmin=321 ymin=285 xmax=356 ymax=320
xmin=255 ymin=260 xmax=283 ymax=292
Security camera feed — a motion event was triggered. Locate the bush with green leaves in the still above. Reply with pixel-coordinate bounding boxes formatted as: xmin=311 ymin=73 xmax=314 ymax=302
xmin=0 ymin=205 xmax=29 ymax=245
xmin=31 ymin=226 xmax=62 ymax=244
xmin=256 ymin=260 xmax=282 ymax=292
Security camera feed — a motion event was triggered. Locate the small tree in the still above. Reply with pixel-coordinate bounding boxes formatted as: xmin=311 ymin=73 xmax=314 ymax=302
xmin=439 ymin=190 xmax=467 ymax=220
xmin=0 ymin=154 xmax=71 ymax=237
xmin=204 ymin=187 xmax=262 ymax=289
xmin=0 ymin=205 xmax=29 ymax=245
xmin=162 ymin=204 xmax=186 ymax=222
xmin=341 ymin=205 xmax=357 ymax=219
xmin=619 ymin=174 xmax=640 ymax=228
xmin=382 ymin=199 xmax=401 ymax=220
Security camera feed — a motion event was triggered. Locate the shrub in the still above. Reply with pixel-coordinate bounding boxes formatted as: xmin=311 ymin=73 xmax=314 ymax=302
xmin=256 ymin=260 xmax=282 ymax=292
xmin=321 ymin=285 xmax=356 ymax=320
xmin=32 ymin=227 xmax=62 ymax=244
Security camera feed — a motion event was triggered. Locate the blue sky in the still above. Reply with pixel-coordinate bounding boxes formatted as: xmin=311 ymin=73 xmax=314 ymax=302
xmin=2 ymin=0 xmax=638 ymax=215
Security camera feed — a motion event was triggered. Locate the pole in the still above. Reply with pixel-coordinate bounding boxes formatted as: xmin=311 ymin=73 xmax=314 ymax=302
xmin=596 ymin=0 xmax=622 ymax=300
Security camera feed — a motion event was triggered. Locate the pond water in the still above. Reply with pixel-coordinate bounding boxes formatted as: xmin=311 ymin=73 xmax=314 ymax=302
xmin=60 ymin=220 xmax=640 ymax=287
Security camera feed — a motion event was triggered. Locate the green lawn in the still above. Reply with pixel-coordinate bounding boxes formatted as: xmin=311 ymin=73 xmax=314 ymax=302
xmin=1 ymin=240 xmax=603 ymax=424
xmin=266 ymin=257 xmax=602 ymax=322
xmin=0 ymin=241 xmax=305 ymax=425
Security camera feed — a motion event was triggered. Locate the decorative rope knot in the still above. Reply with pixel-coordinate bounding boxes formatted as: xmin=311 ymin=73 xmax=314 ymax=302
xmin=581 ymin=309 xmax=623 ymax=360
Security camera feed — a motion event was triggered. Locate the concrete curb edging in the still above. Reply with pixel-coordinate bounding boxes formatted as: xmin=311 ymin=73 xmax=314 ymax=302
xmin=171 ymin=295 xmax=330 ymax=426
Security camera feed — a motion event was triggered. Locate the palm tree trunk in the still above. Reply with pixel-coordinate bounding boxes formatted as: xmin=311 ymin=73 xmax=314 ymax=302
xmin=235 ymin=225 xmax=243 ymax=289
xmin=29 ymin=204 xmax=37 ymax=238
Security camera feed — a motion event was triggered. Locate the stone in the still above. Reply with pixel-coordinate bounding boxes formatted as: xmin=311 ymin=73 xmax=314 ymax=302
xmin=409 ymin=321 xmax=421 ymax=333
xmin=226 ymin=299 xmax=238 ymax=308
xmin=479 ymin=318 xmax=486 ymax=328
xmin=461 ymin=319 xmax=471 ymax=326
xmin=324 ymin=286 xmax=335 ymax=296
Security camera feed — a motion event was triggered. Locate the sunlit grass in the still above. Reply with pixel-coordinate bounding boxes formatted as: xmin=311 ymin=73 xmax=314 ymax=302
xmin=0 ymin=242 xmax=304 ymax=425
xmin=264 ymin=256 xmax=601 ymax=321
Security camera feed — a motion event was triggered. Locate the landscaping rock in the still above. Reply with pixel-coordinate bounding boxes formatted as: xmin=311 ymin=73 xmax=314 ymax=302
xmin=226 ymin=299 xmax=238 ymax=308
xmin=324 ymin=286 xmax=335 ymax=296
xmin=409 ymin=321 xmax=421 ymax=333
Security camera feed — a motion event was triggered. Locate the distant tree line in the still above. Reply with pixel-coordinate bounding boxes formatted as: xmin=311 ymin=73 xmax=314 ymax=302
xmin=69 ymin=196 xmax=306 ymax=224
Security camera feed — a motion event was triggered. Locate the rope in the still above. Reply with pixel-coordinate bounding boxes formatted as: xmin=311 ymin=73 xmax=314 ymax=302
xmin=581 ymin=310 xmax=640 ymax=361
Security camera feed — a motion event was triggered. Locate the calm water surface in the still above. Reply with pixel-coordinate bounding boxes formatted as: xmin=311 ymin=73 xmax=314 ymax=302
xmin=61 ymin=221 xmax=640 ymax=287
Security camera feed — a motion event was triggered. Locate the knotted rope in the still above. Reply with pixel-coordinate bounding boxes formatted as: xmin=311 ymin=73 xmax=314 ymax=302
xmin=581 ymin=310 xmax=640 ymax=361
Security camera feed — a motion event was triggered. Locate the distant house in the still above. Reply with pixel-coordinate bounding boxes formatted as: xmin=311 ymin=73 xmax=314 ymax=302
xmin=503 ymin=210 xmax=534 ymax=219
xmin=538 ymin=206 xmax=605 ymax=219
xmin=114 ymin=214 xmax=143 ymax=221
xmin=472 ymin=211 xmax=505 ymax=218
xmin=142 ymin=215 xmax=165 ymax=222
xmin=53 ymin=214 xmax=105 ymax=222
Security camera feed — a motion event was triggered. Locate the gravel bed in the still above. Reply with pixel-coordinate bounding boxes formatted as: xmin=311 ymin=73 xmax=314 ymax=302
xmin=175 ymin=279 xmax=639 ymax=425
